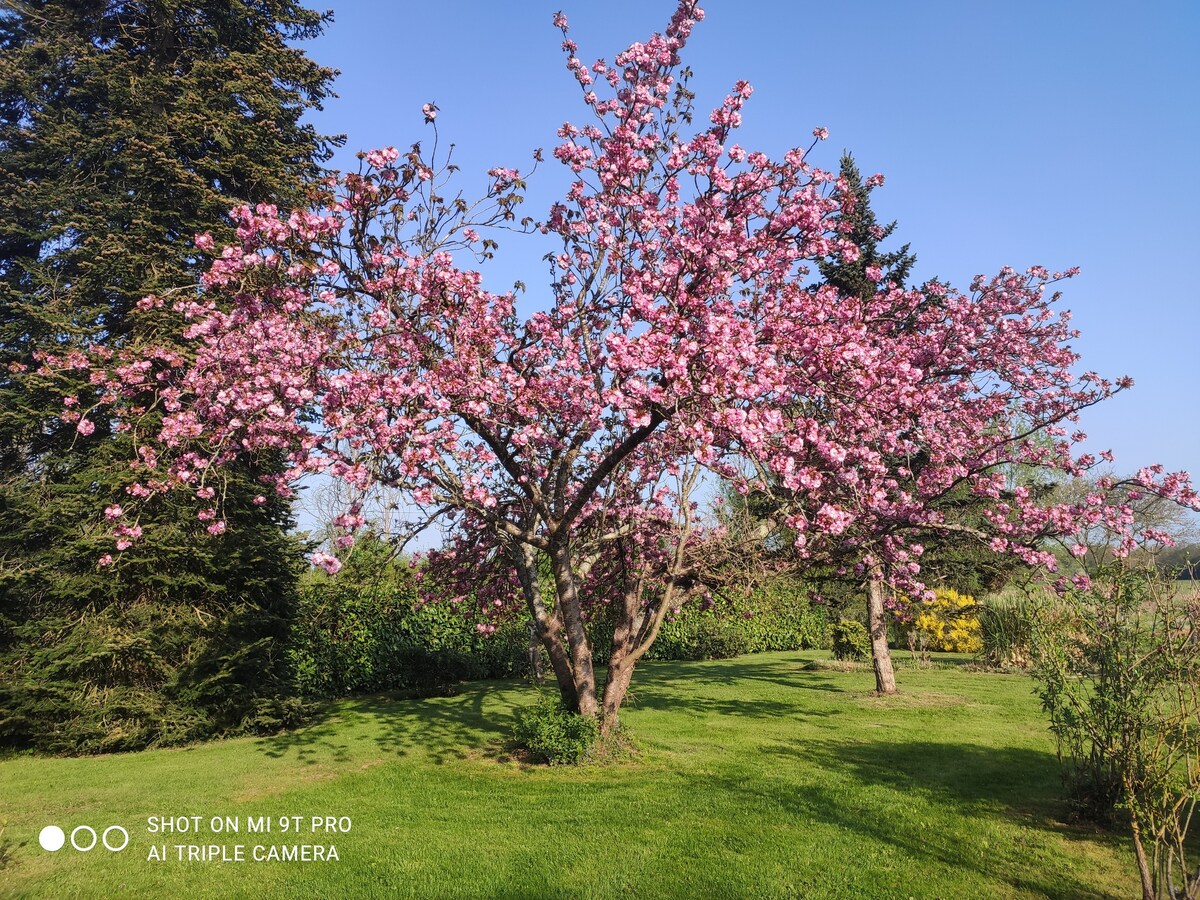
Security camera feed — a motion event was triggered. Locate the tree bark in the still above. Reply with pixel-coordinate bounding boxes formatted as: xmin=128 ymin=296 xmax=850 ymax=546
xmin=550 ymin=542 xmax=598 ymax=717
xmin=514 ymin=547 xmax=576 ymax=708
xmin=599 ymin=578 xmax=676 ymax=734
xmin=526 ymin=622 xmax=544 ymax=682
xmin=866 ymin=567 xmax=897 ymax=694
xmin=1129 ymin=814 xmax=1155 ymax=900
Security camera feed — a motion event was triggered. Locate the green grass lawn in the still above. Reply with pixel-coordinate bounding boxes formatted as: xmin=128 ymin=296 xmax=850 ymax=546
xmin=0 ymin=651 xmax=1137 ymax=898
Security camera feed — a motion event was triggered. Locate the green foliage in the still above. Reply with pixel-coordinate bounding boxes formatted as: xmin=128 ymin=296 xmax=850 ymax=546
xmin=288 ymin=562 xmax=829 ymax=697
xmin=1031 ymin=565 xmax=1200 ymax=897
xmin=288 ymin=565 xmax=532 ymax=698
xmin=818 ymin=153 xmax=916 ymax=299
xmin=0 ymin=0 xmax=340 ymax=753
xmin=589 ymin=576 xmax=828 ymax=664
xmin=831 ymin=619 xmax=871 ymax=662
xmin=512 ymin=693 xmax=600 ymax=765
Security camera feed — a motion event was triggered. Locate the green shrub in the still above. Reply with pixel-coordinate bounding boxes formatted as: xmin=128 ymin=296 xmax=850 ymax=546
xmin=287 ymin=570 xmax=531 ymax=698
xmin=1030 ymin=565 xmax=1200 ymax=898
xmin=692 ymin=618 xmax=750 ymax=660
xmin=512 ymin=694 xmax=600 ymax=765
xmin=289 ymin=559 xmax=829 ymax=698
xmin=831 ymin=619 xmax=871 ymax=661
xmin=590 ymin=575 xmax=829 ymax=664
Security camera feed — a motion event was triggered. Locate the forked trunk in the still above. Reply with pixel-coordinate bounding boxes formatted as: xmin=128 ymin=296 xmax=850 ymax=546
xmin=866 ymin=567 xmax=897 ymax=694
xmin=598 ymin=578 xmax=676 ymax=735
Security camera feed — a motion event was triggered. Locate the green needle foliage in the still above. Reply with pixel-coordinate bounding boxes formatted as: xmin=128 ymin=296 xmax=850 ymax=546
xmin=817 ymin=152 xmax=915 ymax=299
xmin=0 ymin=0 xmax=342 ymax=752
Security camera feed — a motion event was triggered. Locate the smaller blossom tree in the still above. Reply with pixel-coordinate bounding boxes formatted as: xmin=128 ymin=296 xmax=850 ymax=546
xmin=738 ymin=262 xmax=1199 ymax=693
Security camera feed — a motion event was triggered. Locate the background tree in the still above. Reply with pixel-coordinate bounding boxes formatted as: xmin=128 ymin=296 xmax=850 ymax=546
xmin=0 ymin=0 xmax=340 ymax=752
xmin=734 ymin=156 xmax=1033 ymax=683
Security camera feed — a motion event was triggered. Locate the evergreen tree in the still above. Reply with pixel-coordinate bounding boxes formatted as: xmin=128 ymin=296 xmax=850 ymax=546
xmin=817 ymin=153 xmax=915 ymax=301
xmin=0 ymin=0 xmax=341 ymax=752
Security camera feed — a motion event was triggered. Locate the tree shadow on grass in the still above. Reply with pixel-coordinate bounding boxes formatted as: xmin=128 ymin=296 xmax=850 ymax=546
xmin=737 ymin=738 xmax=1129 ymax=898
xmin=255 ymin=681 xmax=525 ymax=767
xmin=634 ymin=657 xmax=856 ymax=694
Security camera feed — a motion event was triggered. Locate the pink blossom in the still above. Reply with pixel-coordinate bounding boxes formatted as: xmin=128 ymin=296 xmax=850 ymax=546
xmin=311 ymin=551 xmax=342 ymax=575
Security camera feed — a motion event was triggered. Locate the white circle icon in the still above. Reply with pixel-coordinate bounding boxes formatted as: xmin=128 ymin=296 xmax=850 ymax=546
xmin=39 ymin=825 xmax=66 ymax=852
xmin=102 ymin=825 xmax=129 ymax=852
xmin=70 ymin=826 xmax=97 ymax=852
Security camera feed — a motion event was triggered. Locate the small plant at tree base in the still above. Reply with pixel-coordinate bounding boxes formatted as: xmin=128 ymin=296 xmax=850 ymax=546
xmin=1032 ymin=562 xmax=1200 ymax=899
xmin=831 ymin=620 xmax=871 ymax=662
xmin=512 ymin=694 xmax=601 ymax=765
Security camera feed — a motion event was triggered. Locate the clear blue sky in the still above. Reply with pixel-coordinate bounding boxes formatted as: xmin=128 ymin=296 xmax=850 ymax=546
xmin=301 ymin=0 xmax=1199 ymax=479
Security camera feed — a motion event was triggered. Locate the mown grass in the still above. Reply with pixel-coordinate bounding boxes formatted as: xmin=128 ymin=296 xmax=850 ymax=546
xmin=0 ymin=651 xmax=1137 ymax=898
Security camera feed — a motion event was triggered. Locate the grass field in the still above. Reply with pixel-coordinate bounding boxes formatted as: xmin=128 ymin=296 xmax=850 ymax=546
xmin=0 ymin=651 xmax=1138 ymax=898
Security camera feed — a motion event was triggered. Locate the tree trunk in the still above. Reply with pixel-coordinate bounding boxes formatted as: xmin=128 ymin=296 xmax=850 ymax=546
xmin=599 ymin=579 xmax=676 ymax=734
xmin=601 ymin=658 xmax=635 ymax=734
xmin=1129 ymin=814 xmax=1155 ymax=900
xmin=550 ymin=543 xmax=598 ymax=718
xmin=526 ymin=621 xmax=544 ymax=682
xmin=514 ymin=547 xmax=576 ymax=708
xmin=867 ymin=567 xmax=897 ymax=694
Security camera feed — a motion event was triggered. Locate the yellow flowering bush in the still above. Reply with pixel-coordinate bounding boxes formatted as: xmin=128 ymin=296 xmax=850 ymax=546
xmin=903 ymin=587 xmax=983 ymax=654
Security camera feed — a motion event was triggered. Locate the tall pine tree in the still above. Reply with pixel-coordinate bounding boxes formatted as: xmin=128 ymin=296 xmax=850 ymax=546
xmin=0 ymin=0 xmax=341 ymax=752
xmin=818 ymin=153 xmax=915 ymax=300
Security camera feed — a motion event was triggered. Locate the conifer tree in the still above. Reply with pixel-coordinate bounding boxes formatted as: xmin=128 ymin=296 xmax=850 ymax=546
xmin=0 ymin=0 xmax=341 ymax=752
xmin=818 ymin=153 xmax=916 ymax=300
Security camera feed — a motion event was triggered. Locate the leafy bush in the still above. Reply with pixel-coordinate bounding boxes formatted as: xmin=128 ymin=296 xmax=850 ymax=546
xmin=590 ymin=576 xmax=828 ymax=663
xmin=738 ymin=578 xmax=830 ymax=652
xmin=831 ymin=619 xmax=871 ymax=661
xmin=512 ymin=694 xmax=600 ymax=765
xmin=290 ymin=560 xmax=829 ymax=699
xmin=287 ymin=565 xmax=532 ymax=697
xmin=1031 ymin=564 xmax=1200 ymax=898
xmin=692 ymin=618 xmax=751 ymax=660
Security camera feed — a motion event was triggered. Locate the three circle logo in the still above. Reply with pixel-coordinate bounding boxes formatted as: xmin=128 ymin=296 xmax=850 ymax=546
xmin=39 ymin=824 xmax=129 ymax=852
